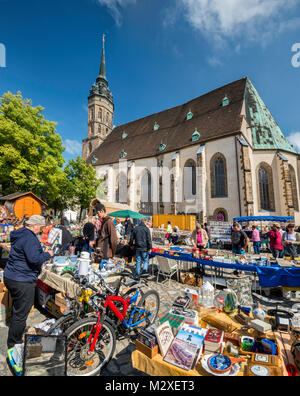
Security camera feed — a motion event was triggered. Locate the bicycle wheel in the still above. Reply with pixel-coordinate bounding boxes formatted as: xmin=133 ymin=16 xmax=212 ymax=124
xmin=133 ymin=290 xmax=160 ymax=331
xmin=45 ymin=313 xmax=76 ymax=336
xmin=65 ymin=317 xmax=116 ymax=377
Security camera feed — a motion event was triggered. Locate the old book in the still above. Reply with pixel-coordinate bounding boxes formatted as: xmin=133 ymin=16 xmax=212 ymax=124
xmin=204 ymin=329 xmax=224 ymax=353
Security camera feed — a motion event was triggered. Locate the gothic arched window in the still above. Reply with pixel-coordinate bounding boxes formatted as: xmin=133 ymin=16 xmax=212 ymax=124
xmin=116 ymin=172 xmax=127 ymax=204
xmin=211 ymin=153 xmax=228 ymax=198
xmin=141 ymin=170 xmax=152 ymax=203
xmin=184 ymin=159 xmax=196 ymax=200
xmin=289 ymin=165 xmax=299 ymax=212
xmin=257 ymin=163 xmax=275 ymax=211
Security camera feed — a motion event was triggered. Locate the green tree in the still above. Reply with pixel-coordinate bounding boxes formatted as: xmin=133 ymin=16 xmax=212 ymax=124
xmin=64 ymin=156 xmax=101 ymax=219
xmin=0 ymin=91 xmax=65 ymax=204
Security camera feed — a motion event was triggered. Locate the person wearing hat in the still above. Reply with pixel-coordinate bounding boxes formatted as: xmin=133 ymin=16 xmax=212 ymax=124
xmin=4 ymin=215 xmax=53 ymax=365
xmin=269 ymin=224 xmax=284 ymax=259
xmin=282 ymin=223 xmax=300 ymax=260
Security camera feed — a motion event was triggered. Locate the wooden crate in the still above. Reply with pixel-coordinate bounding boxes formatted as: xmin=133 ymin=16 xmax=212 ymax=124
xmin=136 ymin=339 xmax=159 ymax=359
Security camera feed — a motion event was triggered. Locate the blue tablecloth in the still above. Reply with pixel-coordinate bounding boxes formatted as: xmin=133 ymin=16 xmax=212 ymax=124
xmin=150 ymin=252 xmax=300 ymax=288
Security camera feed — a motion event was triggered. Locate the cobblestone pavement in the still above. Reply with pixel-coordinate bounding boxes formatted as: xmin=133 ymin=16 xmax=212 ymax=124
xmin=0 ymin=263 xmax=298 ymax=377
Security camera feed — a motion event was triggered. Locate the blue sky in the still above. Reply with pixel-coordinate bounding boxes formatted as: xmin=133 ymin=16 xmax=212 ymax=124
xmin=0 ymin=0 xmax=300 ymax=162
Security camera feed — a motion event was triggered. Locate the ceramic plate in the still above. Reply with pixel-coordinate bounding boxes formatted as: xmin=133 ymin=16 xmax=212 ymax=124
xmin=201 ymin=354 xmax=240 ymax=377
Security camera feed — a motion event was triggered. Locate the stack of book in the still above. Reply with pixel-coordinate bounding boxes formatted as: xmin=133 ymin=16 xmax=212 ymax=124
xmin=169 ymin=307 xmax=199 ymax=326
xmin=172 ymin=296 xmax=191 ymax=309
xmin=204 ymin=329 xmax=224 ymax=354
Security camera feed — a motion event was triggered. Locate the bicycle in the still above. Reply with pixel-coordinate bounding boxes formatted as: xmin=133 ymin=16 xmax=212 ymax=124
xmin=64 ymin=271 xmax=160 ymax=376
xmin=45 ymin=270 xmax=144 ymax=337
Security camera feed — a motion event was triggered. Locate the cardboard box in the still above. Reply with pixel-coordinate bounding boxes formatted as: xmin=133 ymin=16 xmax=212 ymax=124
xmin=136 ymin=339 xmax=159 ymax=359
xmin=26 ymin=344 xmax=43 ymax=359
xmin=50 ymin=302 xmax=67 ymax=319
xmin=0 ymin=291 xmax=12 ymax=324
xmin=55 ymin=293 xmax=68 ymax=309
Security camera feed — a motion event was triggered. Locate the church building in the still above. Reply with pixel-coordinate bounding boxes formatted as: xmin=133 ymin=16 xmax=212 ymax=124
xmin=83 ymin=38 xmax=300 ymax=224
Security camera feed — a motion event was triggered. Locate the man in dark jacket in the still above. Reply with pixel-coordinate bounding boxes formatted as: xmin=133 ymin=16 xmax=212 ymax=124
xmin=130 ymin=218 xmax=152 ymax=278
xmin=231 ymin=222 xmax=249 ymax=255
xmin=4 ymin=215 xmax=53 ymax=357
xmin=93 ymin=203 xmax=118 ymax=268
xmin=82 ymin=217 xmax=95 ymax=255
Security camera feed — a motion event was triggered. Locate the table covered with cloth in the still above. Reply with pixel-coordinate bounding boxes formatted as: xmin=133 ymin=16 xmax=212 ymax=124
xmin=150 ymin=252 xmax=300 ymax=288
xmin=131 ymin=311 xmax=288 ymax=377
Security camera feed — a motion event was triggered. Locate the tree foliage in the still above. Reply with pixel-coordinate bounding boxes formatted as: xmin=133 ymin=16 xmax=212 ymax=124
xmin=64 ymin=156 xmax=101 ymax=216
xmin=0 ymin=92 xmax=101 ymax=214
xmin=0 ymin=91 xmax=65 ymax=204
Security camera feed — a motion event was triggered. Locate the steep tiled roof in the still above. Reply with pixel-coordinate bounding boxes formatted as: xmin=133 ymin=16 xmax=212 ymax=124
xmin=88 ymin=78 xmax=247 ymax=166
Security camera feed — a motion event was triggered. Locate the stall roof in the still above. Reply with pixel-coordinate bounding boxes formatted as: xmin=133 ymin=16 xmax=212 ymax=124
xmin=0 ymin=192 xmax=47 ymax=206
xmin=233 ymin=216 xmax=294 ymax=223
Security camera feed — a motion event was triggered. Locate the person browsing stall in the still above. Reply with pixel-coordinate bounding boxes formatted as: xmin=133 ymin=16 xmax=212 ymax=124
xmin=269 ymin=224 xmax=284 ymax=259
xmin=231 ymin=222 xmax=249 ymax=255
xmin=4 ymin=215 xmax=53 ymax=365
xmin=282 ymin=223 xmax=300 ymax=260
xmin=191 ymin=223 xmax=208 ymax=251
xmin=92 ymin=203 xmax=118 ymax=268
xmin=251 ymin=225 xmax=261 ymax=255
xmin=129 ymin=218 xmax=152 ymax=278
xmin=82 ymin=217 xmax=95 ymax=255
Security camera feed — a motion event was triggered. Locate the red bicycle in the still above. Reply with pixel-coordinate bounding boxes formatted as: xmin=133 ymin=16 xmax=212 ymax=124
xmin=65 ymin=272 xmax=160 ymax=376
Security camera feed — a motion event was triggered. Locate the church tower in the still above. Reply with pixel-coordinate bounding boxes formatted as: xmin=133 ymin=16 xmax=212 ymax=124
xmin=82 ymin=35 xmax=114 ymax=161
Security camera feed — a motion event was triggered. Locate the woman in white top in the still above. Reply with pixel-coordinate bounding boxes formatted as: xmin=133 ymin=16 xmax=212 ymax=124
xmin=282 ymin=223 xmax=300 ymax=259
xmin=115 ymin=218 xmax=124 ymax=239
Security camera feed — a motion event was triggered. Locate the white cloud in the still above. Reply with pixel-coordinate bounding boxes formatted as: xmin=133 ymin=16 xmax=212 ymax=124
xmin=174 ymin=0 xmax=299 ymax=44
xmin=287 ymin=132 xmax=300 ymax=153
xmin=64 ymin=139 xmax=82 ymax=156
xmin=96 ymin=0 xmax=136 ymax=26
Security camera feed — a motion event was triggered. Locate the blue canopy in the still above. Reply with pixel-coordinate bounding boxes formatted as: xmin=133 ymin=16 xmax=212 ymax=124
xmin=233 ymin=216 xmax=294 ymax=223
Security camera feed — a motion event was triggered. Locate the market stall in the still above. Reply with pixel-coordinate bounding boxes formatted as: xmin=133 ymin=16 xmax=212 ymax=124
xmin=150 ymin=251 xmax=300 ymax=288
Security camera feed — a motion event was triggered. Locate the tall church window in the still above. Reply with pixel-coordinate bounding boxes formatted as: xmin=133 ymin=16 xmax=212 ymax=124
xmin=116 ymin=172 xmax=127 ymax=204
xmin=141 ymin=170 xmax=152 ymax=203
xmin=184 ymin=159 xmax=196 ymax=200
xmin=90 ymin=108 xmax=94 ymax=121
xmin=289 ymin=165 xmax=299 ymax=212
xmin=257 ymin=163 xmax=275 ymax=211
xmin=98 ymin=109 xmax=102 ymax=121
xmin=211 ymin=153 xmax=228 ymax=198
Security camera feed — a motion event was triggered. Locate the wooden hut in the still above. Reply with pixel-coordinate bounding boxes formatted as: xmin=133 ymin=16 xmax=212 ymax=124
xmin=0 ymin=192 xmax=47 ymax=219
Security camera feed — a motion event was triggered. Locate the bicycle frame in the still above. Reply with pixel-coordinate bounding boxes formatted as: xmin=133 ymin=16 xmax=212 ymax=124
xmin=87 ymin=289 xmax=152 ymax=353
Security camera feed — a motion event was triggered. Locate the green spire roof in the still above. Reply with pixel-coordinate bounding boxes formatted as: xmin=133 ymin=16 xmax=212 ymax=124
xmin=244 ymin=78 xmax=296 ymax=153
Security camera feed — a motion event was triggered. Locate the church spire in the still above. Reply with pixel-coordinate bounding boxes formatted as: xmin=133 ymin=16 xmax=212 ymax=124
xmin=99 ymin=34 xmax=106 ymax=81
xmin=90 ymin=34 xmax=113 ymax=105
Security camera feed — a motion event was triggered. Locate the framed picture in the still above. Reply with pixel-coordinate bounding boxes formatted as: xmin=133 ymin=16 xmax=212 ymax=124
xmin=155 ymin=322 xmax=174 ymax=357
